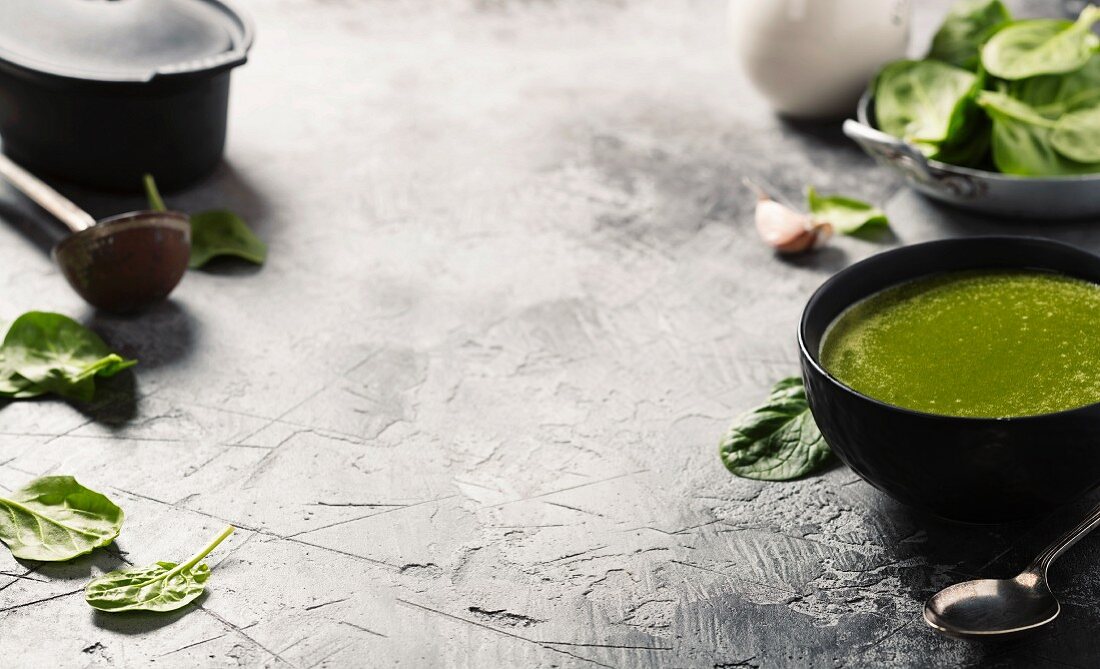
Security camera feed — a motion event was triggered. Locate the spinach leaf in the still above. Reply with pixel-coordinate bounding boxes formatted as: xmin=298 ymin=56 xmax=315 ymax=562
xmin=806 ymin=187 xmax=889 ymax=237
xmin=0 ymin=476 xmax=124 ymax=562
xmin=874 ymin=60 xmax=979 ymax=154
xmin=719 ymin=377 xmax=832 ymax=481
xmin=978 ymin=90 xmax=1100 ymax=174
xmin=143 ymin=174 xmax=267 ymax=269
xmin=0 ymin=312 xmax=135 ymax=402
xmin=1052 ymin=104 xmax=1100 ymax=162
xmin=188 ymin=210 xmax=268 ymax=269
xmin=981 ymin=7 xmax=1100 ymax=80
xmin=86 ymin=526 xmax=235 ymax=613
xmin=1007 ymin=54 xmax=1100 ymax=117
xmin=928 ymin=0 xmax=1012 ymax=71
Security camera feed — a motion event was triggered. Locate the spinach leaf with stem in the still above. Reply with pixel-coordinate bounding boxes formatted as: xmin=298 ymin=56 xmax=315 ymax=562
xmin=85 ymin=525 xmax=235 ymax=613
xmin=928 ymin=0 xmax=1012 ymax=71
xmin=719 ymin=377 xmax=832 ymax=481
xmin=981 ymin=6 xmax=1100 ymax=80
xmin=978 ymin=90 xmax=1100 ymax=174
xmin=143 ymin=174 xmax=267 ymax=269
xmin=0 ymin=312 xmax=135 ymax=402
xmin=0 ymin=476 xmax=124 ymax=561
xmin=806 ymin=187 xmax=889 ymax=237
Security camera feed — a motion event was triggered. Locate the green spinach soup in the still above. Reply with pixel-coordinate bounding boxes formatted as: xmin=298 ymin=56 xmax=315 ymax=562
xmin=820 ymin=270 xmax=1100 ymax=418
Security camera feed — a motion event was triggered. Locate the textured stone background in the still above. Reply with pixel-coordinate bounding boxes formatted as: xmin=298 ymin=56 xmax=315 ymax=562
xmin=0 ymin=0 xmax=1096 ymax=667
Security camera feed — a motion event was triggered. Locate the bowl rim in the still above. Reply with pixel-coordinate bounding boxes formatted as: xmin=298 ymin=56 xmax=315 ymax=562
xmin=857 ymin=91 xmax=1100 ymax=184
xmin=798 ymin=235 xmax=1100 ymax=423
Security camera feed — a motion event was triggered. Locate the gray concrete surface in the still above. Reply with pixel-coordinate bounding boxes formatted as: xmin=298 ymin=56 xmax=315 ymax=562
xmin=0 ymin=0 xmax=1096 ymax=666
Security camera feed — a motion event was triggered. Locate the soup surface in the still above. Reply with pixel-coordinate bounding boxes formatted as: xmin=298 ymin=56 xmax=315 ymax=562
xmin=820 ymin=270 xmax=1100 ymax=418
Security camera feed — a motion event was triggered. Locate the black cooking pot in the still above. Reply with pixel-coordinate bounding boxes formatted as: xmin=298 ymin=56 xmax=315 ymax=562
xmin=0 ymin=0 xmax=253 ymax=191
xmin=799 ymin=237 xmax=1100 ymax=523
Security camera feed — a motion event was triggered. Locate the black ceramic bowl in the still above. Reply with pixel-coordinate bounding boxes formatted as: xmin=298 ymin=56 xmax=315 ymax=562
xmin=799 ymin=237 xmax=1100 ymax=523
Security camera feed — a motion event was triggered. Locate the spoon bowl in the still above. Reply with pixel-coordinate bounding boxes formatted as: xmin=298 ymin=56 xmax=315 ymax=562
xmin=924 ymin=572 xmax=1060 ymax=637
xmin=924 ymin=502 xmax=1100 ymax=638
xmin=53 ymin=210 xmax=191 ymax=313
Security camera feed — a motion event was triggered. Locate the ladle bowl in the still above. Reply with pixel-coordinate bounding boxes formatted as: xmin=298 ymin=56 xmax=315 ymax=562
xmin=0 ymin=153 xmax=191 ymax=312
xmin=53 ymin=210 xmax=191 ymax=313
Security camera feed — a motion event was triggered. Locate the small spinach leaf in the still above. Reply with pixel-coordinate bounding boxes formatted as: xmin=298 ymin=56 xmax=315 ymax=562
xmin=719 ymin=377 xmax=832 ymax=481
xmin=188 ymin=210 xmax=268 ymax=269
xmin=928 ymin=0 xmax=1012 ymax=71
xmin=981 ymin=7 xmax=1100 ymax=80
xmin=0 ymin=476 xmax=124 ymax=562
xmin=806 ymin=187 xmax=889 ymax=237
xmin=86 ymin=526 xmax=235 ymax=613
xmin=978 ymin=90 xmax=1100 ymax=174
xmin=144 ymin=174 xmax=267 ymax=269
xmin=1051 ymin=104 xmax=1100 ymax=162
xmin=874 ymin=60 xmax=979 ymax=153
xmin=0 ymin=312 xmax=135 ymax=402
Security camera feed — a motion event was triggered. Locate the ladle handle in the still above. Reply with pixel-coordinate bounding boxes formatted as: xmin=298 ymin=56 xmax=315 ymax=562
xmin=0 ymin=153 xmax=95 ymax=232
xmin=1028 ymin=502 xmax=1100 ymax=576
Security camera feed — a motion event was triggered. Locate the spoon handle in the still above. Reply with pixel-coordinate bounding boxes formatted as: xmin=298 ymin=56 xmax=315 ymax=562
xmin=0 ymin=153 xmax=95 ymax=232
xmin=1028 ymin=502 xmax=1100 ymax=575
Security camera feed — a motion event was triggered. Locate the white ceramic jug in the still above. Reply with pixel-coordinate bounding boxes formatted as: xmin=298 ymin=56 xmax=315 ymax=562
xmin=730 ymin=0 xmax=911 ymax=119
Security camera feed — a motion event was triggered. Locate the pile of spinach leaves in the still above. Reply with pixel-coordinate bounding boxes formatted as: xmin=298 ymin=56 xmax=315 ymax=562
xmin=874 ymin=1 xmax=1100 ymax=176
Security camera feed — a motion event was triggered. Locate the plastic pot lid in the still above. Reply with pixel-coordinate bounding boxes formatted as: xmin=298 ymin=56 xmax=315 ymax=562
xmin=0 ymin=0 xmax=253 ymax=83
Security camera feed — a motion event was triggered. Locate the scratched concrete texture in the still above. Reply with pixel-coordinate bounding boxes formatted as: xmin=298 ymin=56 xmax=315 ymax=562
xmin=0 ymin=0 xmax=1096 ymax=667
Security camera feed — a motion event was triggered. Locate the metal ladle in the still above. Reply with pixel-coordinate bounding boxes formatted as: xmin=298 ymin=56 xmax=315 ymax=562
xmin=924 ymin=503 xmax=1100 ymax=637
xmin=0 ymin=154 xmax=190 ymax=313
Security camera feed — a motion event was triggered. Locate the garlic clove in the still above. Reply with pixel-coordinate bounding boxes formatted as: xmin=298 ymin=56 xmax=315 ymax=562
xmin=754 ymin=193 xmax=834 ymax=255
xmin=755 ymin=197 xmax=813 ymax=249
xmin=777 ymin=220 xmax=832 ymax=254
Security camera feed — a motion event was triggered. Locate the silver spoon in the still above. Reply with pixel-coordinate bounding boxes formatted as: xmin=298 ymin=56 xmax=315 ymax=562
xmin=924 ymin=504 xmax=1100 ymax=637
xmin=0 ymin=153 xmax=191 ymax=313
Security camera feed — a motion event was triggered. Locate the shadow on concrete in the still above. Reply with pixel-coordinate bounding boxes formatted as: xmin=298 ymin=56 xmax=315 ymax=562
xmin=888 ymin=191 xmax=1100 ymax=252
xmin=778 ymin=244 xmax=849 ymax=275
xmin=777 ymin=116 xmax=864 ymax=152
xmin=0 ymin=195 xmax=66 ymax=255
xmin=70 ymin=370 xmax=139 ymax=429
xmin=29 ymin=544 xmax=129 ymax=581
xmin=194 ymin=256 xmax=265 ymax=277
xmin=68 ymin=299 xmax=200 ymax=428
xmin=91 ymin=593 xmax=208 ymax=633
xmin=87 ymin=299 xmax=198 ymax=371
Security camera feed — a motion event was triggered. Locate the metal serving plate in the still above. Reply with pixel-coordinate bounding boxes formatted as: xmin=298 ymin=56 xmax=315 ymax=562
xmin=844 ymin=92 xmax=1100 ymax=219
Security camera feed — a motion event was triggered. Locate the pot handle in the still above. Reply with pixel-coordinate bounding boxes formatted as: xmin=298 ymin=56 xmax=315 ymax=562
xmin=842 ymin=119 xmax=936 ymax=181
xmin=842 ymin=120 xmax=981 ymax=199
